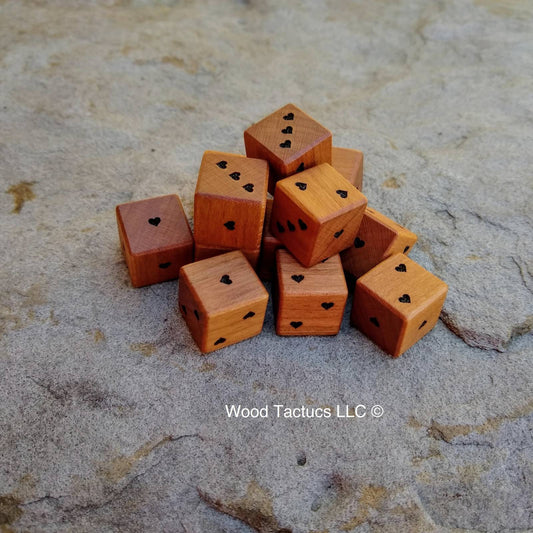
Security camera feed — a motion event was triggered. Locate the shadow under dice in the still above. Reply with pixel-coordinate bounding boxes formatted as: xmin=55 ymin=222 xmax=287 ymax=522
xmin=275 ymin=249 xmax=348 ymax=336
xmin=179 ymin=251 xmax=269 ymax=353
xmin=194 ymin=150 xmax=268 ymax=251
xmin=351 ymin=253 xmax=448 ymax=357
xmin=271 ymin=163 xmax=367 ymax=267
xmin=116 ymin=194 xmax=193 ymax=288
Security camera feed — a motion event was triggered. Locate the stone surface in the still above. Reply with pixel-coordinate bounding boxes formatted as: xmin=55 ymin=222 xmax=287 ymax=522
xmin=0 ymin=1 xmax=531 ymax=532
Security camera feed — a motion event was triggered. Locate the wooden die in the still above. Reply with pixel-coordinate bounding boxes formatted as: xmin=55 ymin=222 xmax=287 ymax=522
xmin=341 ymin=207 xmax=417 ymax=279
xmin=179 ymin=251 xmax=269 ymax=353
xmin=275 ymin=249 xmax=348 ymax=336
xmin=332 ymin=146 xmax=364 ymax=191
xmin=194 ymin=151 xmax=268 ymax=250
xmin=116 ymin=194 xmax=193 ymax=288
xmin=351 ymin=254 xmax=448 ymax=357
xmin=270 ymin=163 xmax=367 ymax=267
xmin=244 ymin=103 xmax=332 ymax=194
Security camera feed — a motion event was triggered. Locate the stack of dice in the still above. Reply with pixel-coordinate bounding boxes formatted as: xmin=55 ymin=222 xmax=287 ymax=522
xmin=116 ymin=104 xmax=447 ymax=357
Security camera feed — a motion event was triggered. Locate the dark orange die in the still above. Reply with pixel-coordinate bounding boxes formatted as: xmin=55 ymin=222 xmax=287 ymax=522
xmin=116 ymin=194 xmax=193 ymax=288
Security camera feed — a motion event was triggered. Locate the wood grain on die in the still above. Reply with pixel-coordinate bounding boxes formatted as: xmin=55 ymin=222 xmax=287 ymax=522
xmin=194 ymin=151 xmax=268 ymax=250
xmin=178 ymin=273 xmax=205 ymax=349
xmin=194 ymin=242 xmax=260 ymax=269
xmin=275 ymin=249 xmax=347 ymax=336
xmin=244 ymin=103 xmax=332 ymax=179
xmin=341 ymin=206 xmax=417 ymax=279
xmin=116 ymin=194 xmax=193 ymax=288
xmin=271 ymin=163 xmax=367 ymax=267
xmin=179 ymin=251 xmax=269 ymax=353
xmin=258 ymin=198 xmax=285 ymax=280
xmin=351 ymin=253 xmax=448 ymax=357
xmin=331 ymin=146 xmax=364 ymax=191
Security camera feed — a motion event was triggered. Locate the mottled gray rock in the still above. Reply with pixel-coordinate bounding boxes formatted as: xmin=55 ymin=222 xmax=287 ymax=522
xmin=1 ymin=0 xmax=532 ymax=532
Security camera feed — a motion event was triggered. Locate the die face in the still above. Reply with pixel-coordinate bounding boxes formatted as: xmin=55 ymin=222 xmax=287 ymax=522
xmin=179 ymin=274 xmax=206 ymax=350
xmin=276 ymin=250 xmax=347 ymax=335
xmin=194 ymin=151 xmax=268 ymax=250
xmin=195 ymin=151 xmax=268 ymax=201
xmin=368 ymin=208 xmax=418 ymax=257
xmin=277 ymin=249 xmax=347 ymax=296
xmin=203 ymin=298 xmax=268 ymax=353
xmin=274 ymin=164 xmax=366 ymax=223
xmin=351 ymin=282 xmax=405 ymax=355
xmin=194 ymin=195 xmax=265 ymax=249
xmin=116 ymin=194 xmax=194 ymax=287
xmin=271 ymin=164 xmax=367 ymax=267
xmin=358 ymin=254 xmax=446 ymax=320
xmin=342 ymin=208 xmax=418 ymax=279
xmin=117 ymin=195 xmax=193 ymax=255
xmin=128 ymin=245 xmax=193 ymax=287
xmin=179 ymin=251 xmax=269 ymax=353
xmin=331 ymin=147 xmax=364 ymax=191
xmin=195 ymin=242 xmax=260 ymax=269
xmin=351 ymin=254 xmax=448 ymax=356
xmin=312 ymin=205 xmax=366 ymax=266
xmin=277 ymin=293 xmax=347 ymax=336
xmin=270 ymin=186 xmax=320 ymax=266
xmin=341 ymin=209 xmax=395 ymax=279
xmin=396 ymin=291 xmax=447 ymax=356
xmin=384 ymin=219 xmax=418 ymax=257
xmin=341 ymin=207 xmax=417 ymax=279
xmin=180 ymin=250 xmax=268 ymax=313
xmin=244 ymin=103 xmax=332 ymax=178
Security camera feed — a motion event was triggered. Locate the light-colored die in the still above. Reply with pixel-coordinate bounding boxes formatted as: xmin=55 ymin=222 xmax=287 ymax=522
xmin=179 ymin=251 xmax=268 ymax=353
xmin=275 ymin=249 xmax=348 ymax=336
xmin=194 ymin=151 xmax=268 ymax=250
xmin=351 ymin=253 xmax=448 ymax=357
xmin=271 ymin=163 xmax=367 ymax=267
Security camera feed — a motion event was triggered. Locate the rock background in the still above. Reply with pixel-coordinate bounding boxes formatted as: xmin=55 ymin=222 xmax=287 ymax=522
xmin=0 ymin=0 xmax=531 ymax=531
